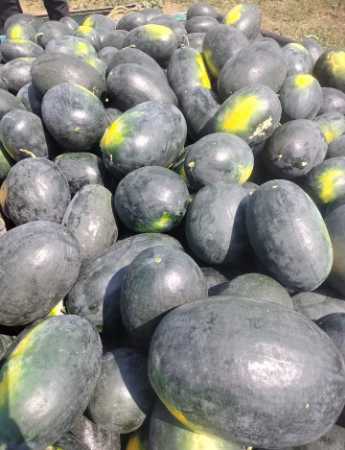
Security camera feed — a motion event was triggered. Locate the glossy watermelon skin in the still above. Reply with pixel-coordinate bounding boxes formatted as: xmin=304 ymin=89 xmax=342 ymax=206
xmin=0 ymin=57 xmax=34 ymax=94
xmin=82 ymin=13 xmax=115 ymax=32
xmin=279 ymin=74 xmax=322 ymax=120
xmin=32 ymin=53 xmax=106 ymax=97
xmin=0 ymin=88 xmax=25 ymax=119
xmin=149 ymin=401 xmax=243 ymax=450
xmin=211 ymin=272 xmax=293 ymax=308
xmin=88 ymin=348 xmax=154 ymax=433
xmin=263 ymin=119 xmax=327 ymax=179
xmin=66 ymin=233 xmax=182 ymax=334
xmin=4 ymin=14 xmax=40 ymax=33
xmin=16 ymin=82 xmax=42 ymax=116
xmin=293 ymin=291 xmax=345 ymax=321
xmin=223 ymin=3 xmax=261 ymax=40
xmin=187 ymin=3 xmax=219 ymax=20
xmin=100 ymin=101 xmax=187 ymax=179
xmin=282 ymin=43 xmax=313 ymax=76
xmin=121 ymin=245 xmax=207 ymax=344
xmin=45 ymin=35 xmax=97 ymax=59
xmin=0 ymin=157 xmax=71 ymax=225
xmin=117 ymin=12 xmax=146 ymax=31
xmin=63 ymin=184 xmax=118 ymax=261
xmin=315 ymin=112 xmax=345 ymax=145
xmin=147 ymin=16 xmax=187 ymax=46
xmin=320 ymin=87 xmax=345 ymax=115
xmin=149 ymin=296 xmax=345 ymax=448
xmin=0 ymin=315 xmax=102 ymax=449
xmin=0 ymin=40 xmax=43 ymax=62
xmin=203 ymin=84 xmax=282 ymax=144
xmin=36 ymin=21 xmax=70 ymax=48
xmin=55 ymin=152 xmax=106 ymax=196
xmin=73 ymin=25 xmax=102 ymax=51
xmin=218 ymin=41 xmax=287 ymax=97
xmin=325 ymin=203 xmax=345 ymax=297
xmin=114 ymin=166 xmax=190 ymax=233
xmin=302 ymin=37 xmax=324 ymax=66
xmin=314 ymin=50 xmax=345 ymax=93
xmin=0 ymin=221 xmax=81 ymax=326
xmin=202 ymin=25 xmax=249 ymax=78
xmin=100 ymin=30 xmax=128 ymax=49
xmin=107 ymin=63 xmax=177 ymax=110
xmin=303 ymin=157 xmax=345 ymax=205
xmin=0 ymin=109 xmax=48 ymax=161
xmin=5 ymin=22 xmax=37 ymax=42
xmin=184 ymin=132 xmax=253 ymax=190
xmin=98 ymin=46 xmax=118 ymax=66
xmin=185 ymin=16 xmax=218 ymax=34
xmin=185 ymin=182 xmax=249 ymax=265
xmin=316 ymin=313 xmax=345 ymax=360
xmin=246 ymin=179 xmax=333 ymax=291
xmin=42 ymin=82 xmax=106 ymax=152
xmin=123 ymin=24 xmax=178 ymax=67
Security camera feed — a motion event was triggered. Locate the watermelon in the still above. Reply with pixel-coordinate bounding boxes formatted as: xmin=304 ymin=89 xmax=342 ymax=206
xmin=325 ymin=203 xmax=345 ymax=296
xmin=16 ymin=82 xmax=42 ymax=115
xmin=74 ymin=25 xmax=102 ymax=51
xmin=316 ymin=313 xmax=345 ymax=360
xmin=327 ymin=134 xmax=345 ymax=158
xmin=0 ymin=57 xmax=34 ymax=94
xmin=184 ymin=132 xmax=254 ymax=190
xmin=0 ymin=109 xmax=48 ymax=160
xmin=203 ymin=84 xmax=282 ymax=144
xmin=201 ymin=267 xmax=228 ymax=295
xmin=0 ymin=334 xmax=14 ymax=362
xmin=187 ymin=32 xmax=205 ymax=52
xmin=4 ymin=13 xmax=40 ymax=33
xmin=185 ymin=182 xmax=249 ymax=265
xmin=314 ymin=49 xmax=345 ymax=93
xmin=283 ymin=43 xmax=313 ymax=76
xmin=302 ymin=36 xmax=324 ymax=65
xmin=0 ymin=143 xmax=13 ymax=182
xmin=149 ymin=296 xmax=345 ymax=448
xmin=60 ymin=15 xmax=79 ymax=32
xmin=5 ymin=22 xmax=36 ymax=42
xmin=45 ymin=35 xmax=97 ymax=59
xmin=0 ymin=158 xmax=71 ymax=225
xmin=41 ymin=82 xmax=106 ymax=152
xmin=187 ymin=3 xmax=219 ymax=20
xmin=100 ymin=29 xmax=128 ymax=49
xmin=114 ymin=166 xmax=190 ymax=233
xmin=319 ymin=87 xmax=345 ymax=115
xmin=246 ymin=179 xmax=333 ymax=291
xmin=98 ymin=47 xmax=118 ymax=66
xmin=121 ymin=245 xmax=207 ymax=344
xmin=140 ymin=8 xmax=162 ymax=22
xmin=100 ymin=101 xmax=187 ymax=179
xmin=185 ymin=16 xmax=218 ymax=34
xmin=279 ymin=73 xmax=322 ymax=120
xmin=0 ymin=39 xmax=43 ymax=62
xmin=117 ymin=12 xmax=146 ymax=31
xmin=0 ymin=89 xmax=25 ymax=119
xmin=315 ymin=112 xmax=345 ymax=145
xmin=263 ymin=119 xmax=327 ymax=178
xmin=81 ymin=13 xmax=115 ymax=32
xmin=0 ymin=315 xmax=101 ymax=448
xmin=202 ymin=24 xmax=249 ymax=78
xmin=36 ymin=21 xmax=70 ymax=48
xmin=88 ymin=348 xmax=153 ymax=433
xmin=293 ymin=291 xmax=345 ymax=321
xmin=63 ymin=184 xmax=118 ymax=261
xmin=224 ymin=4 xmax=261 ymax=40
xmin=147 ymin=16 xmax=187 ymax=46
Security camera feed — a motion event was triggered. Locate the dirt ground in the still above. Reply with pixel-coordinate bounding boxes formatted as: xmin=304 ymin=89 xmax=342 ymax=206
xmin=21 ymin=0 xmax=345 ymax=47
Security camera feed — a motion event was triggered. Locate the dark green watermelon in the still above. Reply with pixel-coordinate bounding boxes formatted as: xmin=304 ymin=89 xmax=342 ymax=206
xmin=0 ymin=57 xmax=34 ymax=94
xmin=100 ymin=30 xmax=128 ymax=49
xmin=73 ymin=25 xmax=102 ymax=51
xmin=184 ymin=132 xmax=253 ymax=190
xmin=314 ymin=49 xmax=345 ymax=93
xmin=83 ymin=55 xmax=107 ymax=77
xmin=0 ymin=158 xmax=71 ymax=225
xmin=187 ymin=3 xmax=219 ymax=20
xmin=63 ymin=184 xmax=118 ymax=261
xmin=147 ymin=16 xmax=187 ymax=46
xmin=279 ymin=73 xmax=322 ymax=120
xmin=218 ymin=41 xmax=287 ymax=97
xmin=81 ymin=13 xmax=115 ymax=32
xmin=4 ymin=13 xmax=40 ymax=33
xmin=121 ymin=245 xmax=207 ymax=344
xmin=223 ymin=3 xmax=261 ymax=40
xmin=0 ymin=39 xmax=43 ymax=62
xmin=60 ymin=15 xmax=79 ymax=32
xmin=211 ymin=272 xmax=293 ymax=308
xmin=45 ymin=35 xmax=97 ymax=59
xmin=66 ymin=233 xmax=182 ymax=334
xmin=185 ymin=182 xmax=249 ymax=265
xmin=149 ymin=401 xmax=242 ymax=450
xmin=88 ymin=348 xmax=153 ymax=433
xmin=202 ymin=24 xmax=249 ymax=78
xmin=282 ymin=42 xmax=313 ymax=76
xmin=203 ymin=84 xmax=282 ymax=144
xmin=0 ymin=221 xmax=80 ymax=326
xmin=201 ymin=267 xmax=229 ymax=295
xmin=36 ymin=20 xmax=70 ymax=48
xmin=16 ymin=82 xmax=42 ymax=115
xmin=149 ymin=296 xmax=345 ymax=448
xmin=327 ymin=134 xmax=345 ymax=158
xmin=41 ymin=82 xmax=105 ymax=152
xmin=293 ymin=291 xmax=345 ymax=321
xmin=325 ymin=203 xmax=345 ymax=296
xmin=31 ymin=52 xmax=106 ymax=97
xmin=0 ymin=88 xmax=25 ymax=119
xmin=104 ymin=107 xmax=122 ymax=126
xmin=320 ymin=87 xmax=345 ymax=115
xmin=114 ymin=166 xmax=190 ymax=233
xmin=316 ymin=313 xmax=345 ymax=360
xmin=107 ymin=63 xmax=177 ymax=110
xmin=302 ymin=36 xmax=324 ymax=66
xmin=303 ymin=157 xmax=345 ymax=205
xmin=55 ymin=152 xmax=106 ymax=196
xmin=0 ymin=109 xmax=48 ymax=160
xmin=263 ymin=119 xmax=327 ymax=178
xmin=140 ymin=8 xmax=162 ymax=22
xmin=0 ymin=315 xmax=101 ymax=448
xmin=5 ymin=22 xmax=36 ymax=42
xmin=100 ymin=101 xmax=187 ymax=179
xmin=123 ymin=24 xmax=178 ymax=67
xmin=117 ymin=12 xmax=146 ymax=31
xmin=185 ymin=16 xmax=218 ymax=34
xmin=98 ymin=47 xmax=118 ymax=66
xmin=187 ymin=32 xmax=205 ymax=52
xmin=314 ymin=112 xmax=345 ymax=145
xmin=246 ymin=179 xmax=333 ymax=291
xmin=0 ymin=334 xmax=14 ymax=362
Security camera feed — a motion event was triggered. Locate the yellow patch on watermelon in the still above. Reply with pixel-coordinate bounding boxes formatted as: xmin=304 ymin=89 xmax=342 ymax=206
xmin=195 ymin=53 xmax=211 ymax=89
xmin=224 ymin=4 xmax=243 ymax=25
xmin=144 ymin=24 xmax=173 ymax=41
xmin=152 ymin=212 xmax=173 ymax=231
xmin=319 ymin=122 xmax=343 ymax=144
xmin=82 ymin=16 xmax=94 ymax=28
xmin=187 ymin=431 xmax=240 ymax=450
xmin=289 ymin=43 xmax=309 ymax=53
xmin=8 ymin=24 xmax=25 ymax=40
xmin=76 ymin=25 xmax=93 ymax=36
xmin=126 ymin=434 xmax=144 ymax=450
xmin=163 ymin=401 xmax=201 ymax=432
xmin=327 ymin=51 xmax=345 ymax=77
xmin=48 ymin=300 xmax=65 ymax=317
xmin=317 ymin=167 xmax=345 ymax=203
xmin=221 ymin=95 xmax=262 ymax=134
xmin=101 ymin=118 xmax=126 ymax=151
xmin=74 ymin=40 xmax=92 ymax=56
xmin=203 ymin=48 xmax=219 ymax=78
xmin=238 ymin=163 xmax=253 ymax=184
xmin=294 ymin=74 xmax=314 ymax=89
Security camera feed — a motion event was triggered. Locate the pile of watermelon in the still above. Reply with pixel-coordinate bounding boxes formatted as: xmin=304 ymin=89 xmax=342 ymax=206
xmin=1 ymin=2 xmax=345 ymax=449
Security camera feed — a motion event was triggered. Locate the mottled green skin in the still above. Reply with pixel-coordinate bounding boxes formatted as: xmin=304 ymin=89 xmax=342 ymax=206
xmin=88 ymin=348 xmax=154 ymax=433
xmin=101 ymin=101 xmax=187 ymax=179
xmin=36 ymin=21 xmax=70 ymax=48
xmin=0 ymin=315 xmax=102 ymax=450
xmin=0 ymin=57 xmax=34 ymax=94
xmin=149 ymin=402 xmax=243 ymax=450
xmin=185 ymin=182 xmax=250 ymax=265
xmin=0 ymin=41 xmax=43 ymax=62
xmin=66 ymin=233 xmax=182 ymax=334
xmin=149 ymin=297 xmax=345 ymax=448
xmin=246 ymin=179 xmax=333 ymax=291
